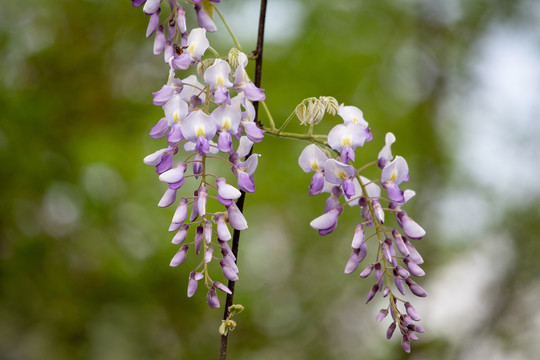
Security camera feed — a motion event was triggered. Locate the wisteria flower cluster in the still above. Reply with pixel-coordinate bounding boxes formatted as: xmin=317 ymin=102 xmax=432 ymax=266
xmin=298 ymin=105 xmax=427 ymax=353
xmin=133 ymin=0 xmax=265 ymax=310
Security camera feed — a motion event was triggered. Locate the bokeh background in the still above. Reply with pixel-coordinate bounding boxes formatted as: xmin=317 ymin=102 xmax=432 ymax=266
xmin=2 ymin=0 xmax=540 ymax=359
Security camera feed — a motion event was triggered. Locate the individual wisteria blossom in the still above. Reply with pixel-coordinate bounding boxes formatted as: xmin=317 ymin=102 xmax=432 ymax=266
xmin=299 ymin=107 xmax=427 ymax=353
xmin=133 ymin=1 xmax=265 ymax=310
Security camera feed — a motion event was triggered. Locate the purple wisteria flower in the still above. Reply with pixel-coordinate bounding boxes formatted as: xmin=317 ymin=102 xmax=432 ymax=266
xmin=136 ymin=1 xmax=265 ymax=311
xmin=298 ymin=104 xmax=427 ymax=352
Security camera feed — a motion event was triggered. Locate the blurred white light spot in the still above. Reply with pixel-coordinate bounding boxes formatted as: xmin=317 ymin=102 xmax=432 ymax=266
xmin=40 ymin=182 xmax=82 ymax=237
xmin=82 ymin=163 xmax=125 ymax=203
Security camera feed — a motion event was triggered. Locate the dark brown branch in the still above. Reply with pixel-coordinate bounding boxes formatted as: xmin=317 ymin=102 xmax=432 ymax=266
xmin=218 ymin=0 xmax=267 ymax=359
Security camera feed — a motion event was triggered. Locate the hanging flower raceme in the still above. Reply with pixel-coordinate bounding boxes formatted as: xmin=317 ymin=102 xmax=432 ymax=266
xmin=135 ymin=1 xmax=265 ymax=310
xmin=298 ymin=103 xmax=427 ymax=353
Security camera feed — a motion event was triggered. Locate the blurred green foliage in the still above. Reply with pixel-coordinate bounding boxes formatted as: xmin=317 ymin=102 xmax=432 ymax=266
xmin=1 ymin=0 xmax=538 ymax=359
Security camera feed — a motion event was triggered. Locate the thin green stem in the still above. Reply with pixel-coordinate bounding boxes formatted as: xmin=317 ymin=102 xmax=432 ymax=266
xmin=261 ymin=101 xmax=275 ymax=130
xmin=213 ymin=4 xmax=242 ymax=51
xmin=208 ymin=46 xmax=221 ymax=58
xmin=276 ymin=110 xmax=297 ymax=135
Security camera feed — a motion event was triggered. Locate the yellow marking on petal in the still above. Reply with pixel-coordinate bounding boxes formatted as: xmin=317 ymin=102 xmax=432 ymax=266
xmin=352 ymin=117 xmax=359 ymax=124
xmin=216 ymin=76 xmax=224 ymax=88
xmin=389 ymin=170 xmax=397 ymax=183
xmin=173 ymin=112 xmax=181 ymax=123
xmin=196 ymin=126 xmax=205 ymax=138
xmin=188 ymin=44 xmax=196 ymax=57
xmin=311 ymin=161 xmax=320 ymax=171
xmin=222 ymin=118 xmax=231 ymax=131
xmin=342 ymin=136 xmax=352 ymax=147
xmin=338 ymin=170 xmax=348 ymax=180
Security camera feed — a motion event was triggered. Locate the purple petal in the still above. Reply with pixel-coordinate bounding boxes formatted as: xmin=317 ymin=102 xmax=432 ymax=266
xmin=149 ymin=118 xmax=169 ymax=139
xmin=158 ymin=188 xmax=177 ymax=208
xmin=197 ymin=187 xmax=208 ymax=216
xmin=206 ymin=288 xmax=220 ymax=308
xmin=360 ymin=263 xmax=374 ymax=278
xmin=309 ymin=172 xmax=325 ymax=196
xmin=243 ymin=121 xmax=265 ymax=143
xmin=395 ymin=278 xmax=406 ymax=295
xmin=386 ymin=322 xmax=396 ymax=339
xmin=404 ymin=257 xmax=425 ymax=277
xmin=392 ymin=229 xmax=409 ymax=257
xmin=187 ymin=271 xmax=200 ymax=297
xmin=213 ymin=281 xmax=232 ymax=295
xmin=237 ymin=171 xmax=255 ymax=193
xmin=204 ymin=246 xmax=213 ymax=263
xmin=406 ymin=278 xmax=428 ymax=297
xmin=227 ymin=202 xmax=248 ymax=230
xmin=404 ymin=237 xmax=424 ymax=264
xmin=146 ymin=9 xmax=161 ymax=38
xmin=132 ymin=0 xmax=146 ymax=7
xmin=351 ymin=223 xmax=364 ymax=249
xmin=405 ymin=302 xmax=421 ymax=321
xmin=398 ymin=211 xmax=426 ymax=239
xmin=376 ymin=309 xmax=388 ymax=322
xmin=195 ymin=4 xmax=217 ymax=32
xmin=171 ymin=52 xmax=192 ymax=70
xmin=170 ymin=244 xmax=189 ymax=267
xmin=216 ymin=215 xmax=231 ymax=241
xmin=384 ymin=182 xmax=405 ymax=203
xmin=340 ymin=146 xmax=355 ymax=164
xmin=153 ymin=26 xmax=166 ymax=55
xmin=241 ymin=83 xmax=266 ymax=101
xmin=218 ymin=132 xmax=233 ymax=153
xmin=172 ymin=224 xmax=189 ymax=245
xmin=365 ymin=284 xmax=379 ymax=304
xmin=143 ymin=0 xmax=160 ymax=14
xmin=220 ymin=260 xmax=239 ymax=281
xmin=204 ymin=220 xmax=212 ymax=244
xmin=156 ymin=152 xmax=174 ymax=174
xmin=401 ymin=336 xmax=411 ymax=353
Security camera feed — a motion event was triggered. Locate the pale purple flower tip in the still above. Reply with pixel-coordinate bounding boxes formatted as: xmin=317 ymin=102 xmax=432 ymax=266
xmin=149 ymin=118 xmax=169 ymax=139
xmin=204 ymin=220 xmax=212 ymax=244
xmin=195 ymin=4 xmax=217 ymax=32
xmin=365 ymin=284 xmax=379 ymax=304
xmin=198 ymin=186 xmax=208 ymax=216
xmin=392 ymin=229 xmax=409 ymax=256
xmin=404 ymin=256 xmax=425 ymax=277
xmin=241 ymin=83 xmax=266 ymax=101
xmin=159 ymin=162 xmax=187 ymax=184
xmin=132 ymin=0 xmax=146 ymax=7
xmin=227 ymin=202 xmax=248 ymax=230
xmin=324 ymin=186 xmax=342 ymax=213
xmin=176 ymin=6 xmax=187 ymax=34
xmin=146 ymin=9 xmax=161 ymax=38
xmin=195 ymin=136 xmax=210 ymax=154
xmin=216 ymin=178 xmax=241 ymax=201
xmin=192 ymin=154 xmax=203 ymax=178
xmin=190 ymin=190 xmax=200 ymax=221
xmin=172 ymin=224 xmax=189 ymax=245
xmin=383 ymin=286 xmax=390 ymax=297
xmin=394 ymin=266 xmax=410 ymax=279
xmin=143 ymin=0 xmax=160 ymax=14
xmin=243 ymin=121 xmax=265 ymax=143
xmin=213 ymin=281 xmax=232 ymax=295
xmin=351 ymin=223 xmax=364 ymax=249
xmin=408 ymin=331 xmax=419 ymax=341
xmin=413 ymin=325 xmax=424 ymax=333
xmin=204 ymin=246 xmax=213 ymax=263
xmin=402 ymin=314 xmax=413 ymax=326
xmin=378 ymin=132 xmax=396 ymax=169
xmin=374 ymin=262 xmax=383 ymax=282
xmin=397 ymin=211 xmax=426 ymax=239
xmin=152 ymin=84 xmax=175 ymax=106
xmin=376 ymin=309 xmax=388 ymax=322
xmin=360 ymin=263 xmax=374 ymax=278
xmin=187 ymin=271 xmax=203 ymax=297
xmin=154 ymin=26 xmax=166 ymax=55
xmin=194 ymin=238 xmax=202 ymax=255
xmin=170 ymin=244 xmax=189 ymax=267
xmin=402 ymin=335 xmax=411 ymax=353
xmin=406 ymin=278 xmax=428 ymax=297
xmin=403 ymin=237 xmax=424 ymax=264
xmin=405 ymin=302 xmax=421 ymax=321
xmin=220 ymin=260 xmax=239 ymax=281
xmin=386 ymin=322 xmax=396 ymax=339
xmin=395 ymin=278 xmax=406 ymax=295
xmin=310 ymin=206 xmax=343 ymax=235
xmin=344 ymin=248 xmax=365 ymax=274
xmin=381 ymin=241 xmax=393 ymax=264
xmin=206 ymin=288 xmax=220 ymax=308
xmin=372 ymin=200 xmax=385 ymax=224
xmin=158 ymin=188 xmax=177 ymax=208
xmin=216 ymin=215 xmax=231 ymax=241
